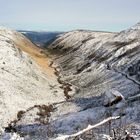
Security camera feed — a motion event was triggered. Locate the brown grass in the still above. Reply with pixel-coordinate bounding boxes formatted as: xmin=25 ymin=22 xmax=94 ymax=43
xmin=13 ymin=36 xmax=55 ymax=77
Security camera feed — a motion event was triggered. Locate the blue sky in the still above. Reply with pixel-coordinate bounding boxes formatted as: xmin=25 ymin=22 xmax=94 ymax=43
xmin=0 ymin=0 xmax=140 ymax=31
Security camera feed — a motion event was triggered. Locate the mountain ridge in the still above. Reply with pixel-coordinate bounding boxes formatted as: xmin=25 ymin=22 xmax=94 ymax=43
xmin=45 ymin=22 xmax=140 ymax=139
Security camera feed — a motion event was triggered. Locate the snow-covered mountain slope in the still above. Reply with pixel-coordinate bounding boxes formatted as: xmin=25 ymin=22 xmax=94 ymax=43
xmin=0 ymin=27 xmax=65 ymax=133
xmin=46 ymin=24 xmax=140 ymax=139
xmin=48 ymin=28 xmax=140 ymax=99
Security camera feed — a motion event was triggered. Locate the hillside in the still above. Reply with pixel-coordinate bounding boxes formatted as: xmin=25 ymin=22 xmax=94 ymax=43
xmin=48 ymin=28 xmax=140 ymax=98
xmin=46 ymin=24 xmax=140 ymax=139
xmin=0 ymin=27 xmax=67 ymax=139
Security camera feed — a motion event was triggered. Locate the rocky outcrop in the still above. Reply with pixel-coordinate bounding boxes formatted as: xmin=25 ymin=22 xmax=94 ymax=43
xmin=103 ymin=89 xmax=125 ymax=108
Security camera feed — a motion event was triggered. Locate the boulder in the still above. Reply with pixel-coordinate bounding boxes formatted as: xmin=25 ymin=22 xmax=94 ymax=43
xmin=104 ymin=89 xmax=125 ymax=107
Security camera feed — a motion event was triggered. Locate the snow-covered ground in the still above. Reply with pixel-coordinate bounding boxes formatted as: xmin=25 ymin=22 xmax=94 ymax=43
xmin=0 ymin=27 xmax=66 ymax=139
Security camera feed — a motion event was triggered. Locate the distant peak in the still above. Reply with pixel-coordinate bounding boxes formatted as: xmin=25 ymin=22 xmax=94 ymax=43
xmin=0 ymin=26 xmax=13 ymax=31
xmin=130 ymin=22 xmax=140 ymax=30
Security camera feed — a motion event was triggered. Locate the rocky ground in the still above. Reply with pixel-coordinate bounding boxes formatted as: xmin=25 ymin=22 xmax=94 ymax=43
xmin=0 ymin=23 xmax=140 ymax=139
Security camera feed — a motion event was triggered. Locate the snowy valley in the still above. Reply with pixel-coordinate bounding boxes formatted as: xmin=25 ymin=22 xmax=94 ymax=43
xmin=0 ymin=23 xmax=140 ymax=139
